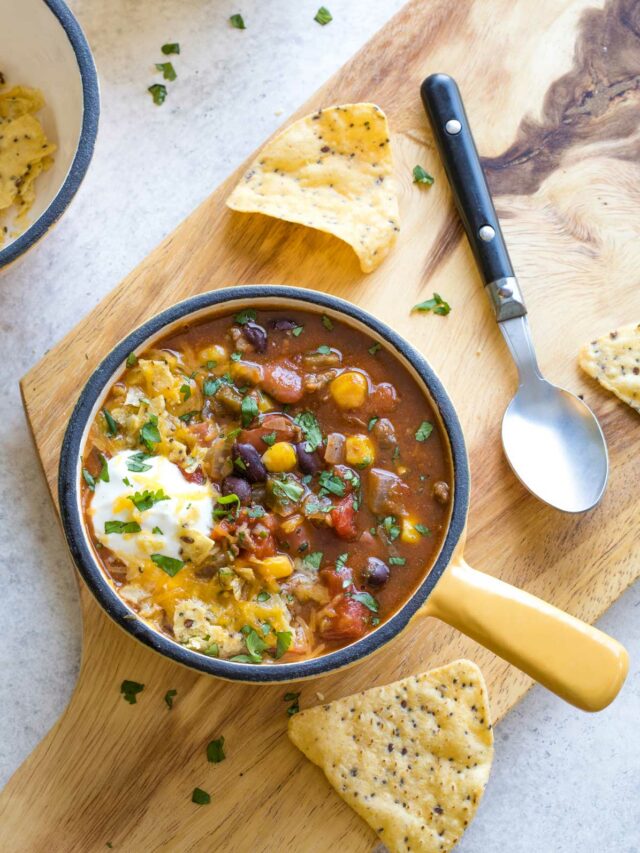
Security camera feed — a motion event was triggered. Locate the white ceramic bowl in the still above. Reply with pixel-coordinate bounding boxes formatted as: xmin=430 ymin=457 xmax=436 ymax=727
xmin=0 ymin=0 xmax=99 ymax=269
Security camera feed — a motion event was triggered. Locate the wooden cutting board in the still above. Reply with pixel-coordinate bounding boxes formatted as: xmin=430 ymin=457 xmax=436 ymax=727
xmin=4 ymin=0 xmax=640 ymax=849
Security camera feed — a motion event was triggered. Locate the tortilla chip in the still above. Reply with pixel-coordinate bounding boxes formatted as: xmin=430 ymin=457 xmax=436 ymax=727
xmin=579 ymin=322 xmax=640 ymax=413
xmin=226 ymin=103 xmax=400 ymax=273
xmin=288 ymin=660 xmax=493 ymax=853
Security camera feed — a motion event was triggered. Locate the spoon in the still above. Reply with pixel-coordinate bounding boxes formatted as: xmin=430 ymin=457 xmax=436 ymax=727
xmin=421 ymin=73 xmax=608 ymax=512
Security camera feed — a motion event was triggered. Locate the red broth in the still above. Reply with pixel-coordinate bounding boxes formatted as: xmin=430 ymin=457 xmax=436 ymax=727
xmin=81 ymin=308 xmax=452 ymax=663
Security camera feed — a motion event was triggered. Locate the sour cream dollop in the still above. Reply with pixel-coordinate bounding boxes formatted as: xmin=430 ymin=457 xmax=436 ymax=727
xmin=89 ymin=450 xmax=214 ymax=566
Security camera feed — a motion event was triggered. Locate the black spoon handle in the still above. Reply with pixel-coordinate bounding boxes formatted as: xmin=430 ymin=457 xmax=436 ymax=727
xmin=420 ymin=73 xmax=526 ymax=321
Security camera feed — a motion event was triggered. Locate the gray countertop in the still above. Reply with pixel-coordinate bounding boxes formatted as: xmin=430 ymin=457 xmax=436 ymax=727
xmin=1 ymin=1 xmax=637 ymax=850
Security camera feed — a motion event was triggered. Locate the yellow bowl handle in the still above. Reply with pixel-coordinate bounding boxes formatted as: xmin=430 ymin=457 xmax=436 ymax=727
xmin=422 ymin=559 xmax=628 ymax=711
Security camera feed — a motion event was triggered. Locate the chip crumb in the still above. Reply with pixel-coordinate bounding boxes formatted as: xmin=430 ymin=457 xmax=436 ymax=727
xmin=289 ymin=660 xmax=493 ymax=853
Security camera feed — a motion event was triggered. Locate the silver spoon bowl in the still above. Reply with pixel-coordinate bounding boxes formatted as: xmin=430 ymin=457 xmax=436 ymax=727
xmin=422 ymin=74 xmax=609 ymax=512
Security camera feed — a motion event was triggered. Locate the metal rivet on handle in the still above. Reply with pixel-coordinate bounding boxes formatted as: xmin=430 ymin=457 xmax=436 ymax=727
xmin=479 ymin=225 xmax=495 ymax=242
xmin=445 ymin=119 xmax=461 ymax=135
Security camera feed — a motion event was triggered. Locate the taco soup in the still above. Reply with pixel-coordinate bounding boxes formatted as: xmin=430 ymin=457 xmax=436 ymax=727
xmin=80 ymin=307 xmax=452 ymax=664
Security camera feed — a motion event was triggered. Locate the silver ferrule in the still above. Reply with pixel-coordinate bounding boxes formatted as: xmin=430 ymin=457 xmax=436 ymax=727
xmin=485 ymin=276 xmax=527 ymax=322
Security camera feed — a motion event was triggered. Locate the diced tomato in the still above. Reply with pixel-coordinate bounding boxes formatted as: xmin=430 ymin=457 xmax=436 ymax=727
xmin=369 ymin=382 xmax=398 ymax=414
xmin=180 ymin=465 xmax=205 ymax=485
xmin=320 ymin=566 xmax=353 ymax=597
xmin=262 ymin=360 xmax=304 ymax=404
xmin=210 ymin=520 xmax=233 ymax=541
xmin=331 ymin=494 xmax=358 ymax=540
xmin=321 ymin=596 xmax=369 ymax=641
xmin=239 ymin=422 xmax=296 ymax=450
xmin=246 ymin=530 xmax=277 ymax=560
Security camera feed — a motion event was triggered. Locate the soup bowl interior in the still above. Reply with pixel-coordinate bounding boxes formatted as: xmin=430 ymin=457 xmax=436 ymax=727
xmin=59 ymin=286 xmax=470 ymax=682
xmin=0 ymin=0 xmax=99 ymax=269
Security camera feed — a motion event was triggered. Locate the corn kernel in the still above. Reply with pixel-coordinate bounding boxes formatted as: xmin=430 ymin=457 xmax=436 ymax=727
xmin=262 ymin=441 xmax=297 ymax=472
xmin=280 ymin=513 xmax=304 ymax=534
xmin=330 ymin=371 xmax=368 ymax=409
xmin=345 ymin=434 xmax=375 ymax=468
xmin=199 ymin=343 xmax=227 ymax=367
xmin=401 ymin=518 xmax=421 ymax=544
xmin=253 ymin=554 xmax=294 ymax=581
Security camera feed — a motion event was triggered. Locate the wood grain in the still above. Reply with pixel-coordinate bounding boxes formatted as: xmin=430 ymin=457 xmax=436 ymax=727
xmin=3 ymin=0 xmax=640 ymax=849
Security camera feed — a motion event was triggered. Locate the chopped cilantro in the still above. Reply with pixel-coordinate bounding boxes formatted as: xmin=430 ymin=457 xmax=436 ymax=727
xmin=389 ymin=556 xmax=406 ymax=566
xmin=318 ymin=470 xmax=345 ymax=497
xmin=413 ymin=293 xmax=451 ymax=316
xmin=244 ymin=628 xmax=268 ymax=662
xmin=128 ymin=488 xmax=169 ymax=512
xmin=262 ymin=431 xmax=277 ymax=446
xmin=126 ymin=352 xmax=138 ymax=367
xmin=155 ymin=62 xmax=177 ymax=81
xmin=151 ymin=554 xmax=184 ymax=576
xmin=414 ymin=523 xmax=431 ymax=536
xmin=122 ymin=477 xmax=131 ymax=487
xmin=413 ymin=164 xmax=434 ymax=185
xmin=203 ymin=377 xmax=221 ymax=396
xmin=284 ymin=691 xmax=300 ymax=701
xmin=152 ymin=526 xmax=164 ymax=535
xmin=272 ymin=476 xmax=304 ymax=504
xmin=314 ymin=6 xmax=333 ymax=25
xmin=335 ymin=553 xmax=348 ymax=570
xmin=371 ymin=616 xmax=381 ymax=626
xmin=231 ymin=351 xmax=242 ymax=362
xmin=204 ymin=643 xmax=219 ymax=657
xmin=294 ymin=411 xmax=323 ymax=452
xmin=103 ymin=408 xmax=118 ymax=436
xmin=229 ymin=13 xmax=246 ymax=29
xmin=126 ymin=452 xmax=153 ymax=472
xmin=192 ymin=787 xmax=211 ymax=805
xmin=180 ymin=383 xmax=191 ymax=400
xmin=415 ymin=421 xmax=433 ymax=442
xmin=368 ymin=342 xmax=381 ymax=355
xmin=257 ymin=591 xmax=271 ymax=602
xmin=248 ymin=505 xmax=266 ymax=518
xmin=382 ymin=515 xmax=400 ymax=541
xmin=241 ymin=395 xmax=259 ymax=427
xmin=292 ymin=325 xmax=304 ymax=337
xmin=234 ymin=308 xmax=256 ymax=325
xmin=275 ymin=631 xmax=292 ymax=659
xmin=148 ymin=83 xmax=167 ymax=105
xmin=120 ymin=680 xmax=144 ymax=704
xmin=179 ymin=410 xmax=200 ymax=423
xmin=140 ymin=417 xmax=160 ymax=450
xmin=161 ymin=42 xmax=180 ymax=55
xmin=321 ymin=314 xmax=334 ymax=331
xmin=207 ymin=736 xmax=226 ymax=763
xmin=367 ymin=417 xmax=378 ymax=431
xmin=82 ymin=468 xmax=95 ymax=491
xmin=105 ymin=520 xmax=141 ymax=535
xmin=316 ymin=344 xmax=331 ymax=355
xmin=164 ymin=689 xmax=177 ymax=709
xmin=350 ymin=590 xmax=379 ymax=612
xmin=303 ymin=551 xmax=323 ymax=570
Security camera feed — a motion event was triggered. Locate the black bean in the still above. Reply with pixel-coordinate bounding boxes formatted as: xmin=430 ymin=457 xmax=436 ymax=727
xmin=295 ymin=442 xmax=322 ymax=475
xmin=221 ymin=475 xmax=252 ymax=504
xmin=363 ymin=557 xmax=390 ymax=588
xmin=271 ymin=318 xmax=297 ymax=331
xmin=232 ymin=442 xmax=267 ymax=483
xmin=433 ymin=481 xmax=450 ymax=504
xmin=243 ymin=321 xmax=267 ymax=353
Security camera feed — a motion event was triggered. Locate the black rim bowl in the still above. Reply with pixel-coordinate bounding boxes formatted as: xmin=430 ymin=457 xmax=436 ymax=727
xmin=58 ymin=286 xmax=470 ymax=682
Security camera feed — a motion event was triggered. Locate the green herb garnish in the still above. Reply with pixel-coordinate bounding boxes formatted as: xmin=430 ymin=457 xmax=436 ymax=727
xmin=275 ymin=631 xmax=292 ymax=659
xmin=151 ymin=554 xmax=184 ymax=576
xmin=389 ymin=556 xmax=406 ymax=566
xmin=148 ymin=83 xmax=167 ymax=105
xmin=257 ymin=591 xmax=271 ymax=602
xmin=179 ymin=410 xmax=200 ymax=423
xmin=314 ymin=6 xmax=333 ymax=25
xmin=164 ymin=689 xmax=177 ymax=709
xmin=241 ymin=395 xmax=259 ymax=427
xmin=152 ymin=526 xmax=164 ymax=535
xmin=350 ymin=590 xmax=379 ymax=612
xmin=294 ymin=411 xmax=323 ymax=452
xmin=204 ymin=643 xmax=219 ymax=657
xmin=368 ymin=342 xmax=381 ymax=355
xmin=303 ymin=551 xmax=323 ymax=570
xmin=82 ymin=468 xmax=95 ymax=491
xmin=128 ymin=488 xmax=169 ymax=512
xmin=234 ymin=308 xmax=256 ymax=324
xmin=248 ymin=505 xmax=266 ymax=518
xmin=126 ymin=352 xmax=138 ymax=367
xmin=126 ymin=451 xmax=153 ymax=472
xmin=414 ymin=524 xmax=431 ymax=536
xmin=316 ymin=344 xmax=331 ymax=355
xmin=140 ymin=416 xmax=160 ymax=450
xmin=207 ymin=736 xmax=226 ymax=763
xmin=412 ymin=165 xmax=434 ymax=185
xmin=335 ymin=553 xmax=348 ymax=570
xmin=120 ymin=680 xmax=144 ymax=704
xmin=103 ymin=408 xmax=118 ymax=436
xmin=191 ymin=787 xmax=211 ymax=805
xmin=321 ymin=314 xmax=334 ymax=331
xmin=229 ymin=13 xmax=246 ymax=29
xmin=262 ymin=431 xmax=277 ymax=447
xmin=413 ymin=293 xmax=451 ymax=316
xmin=292 ymin=325 xmax=304 ymax=337
xmin=244 ymin=628 xmax=268 ymax=662
xmin=105 ymin=520 xmax=141 ymax=535
xmin=180 ymin=383 xmax=191 ymax=400
xmin=155 ymin=62 xmax=177 ymax=81
xmin=382 ymin=515 xmax=400 ymax=541
xmin=272 ymin=476 xmax=305 ymax=504
xmin=161 ymin=43 xmax=180 ymax=55
xmin=415 ymin=420 xmax=433 ymax=442
xmin=318 ymin=470 xmax=345 ymax=497
xmin=367 ymin=417 xmax=378 ymax=432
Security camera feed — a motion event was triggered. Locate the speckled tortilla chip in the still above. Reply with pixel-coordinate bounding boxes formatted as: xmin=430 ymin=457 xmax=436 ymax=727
xmin=288 ymin=660 xmax=493 ymax=853
xmin=226 ymin=103 xmax=400 ymax=273
xmin=579 ymin=323 xmax=640 ymax=413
